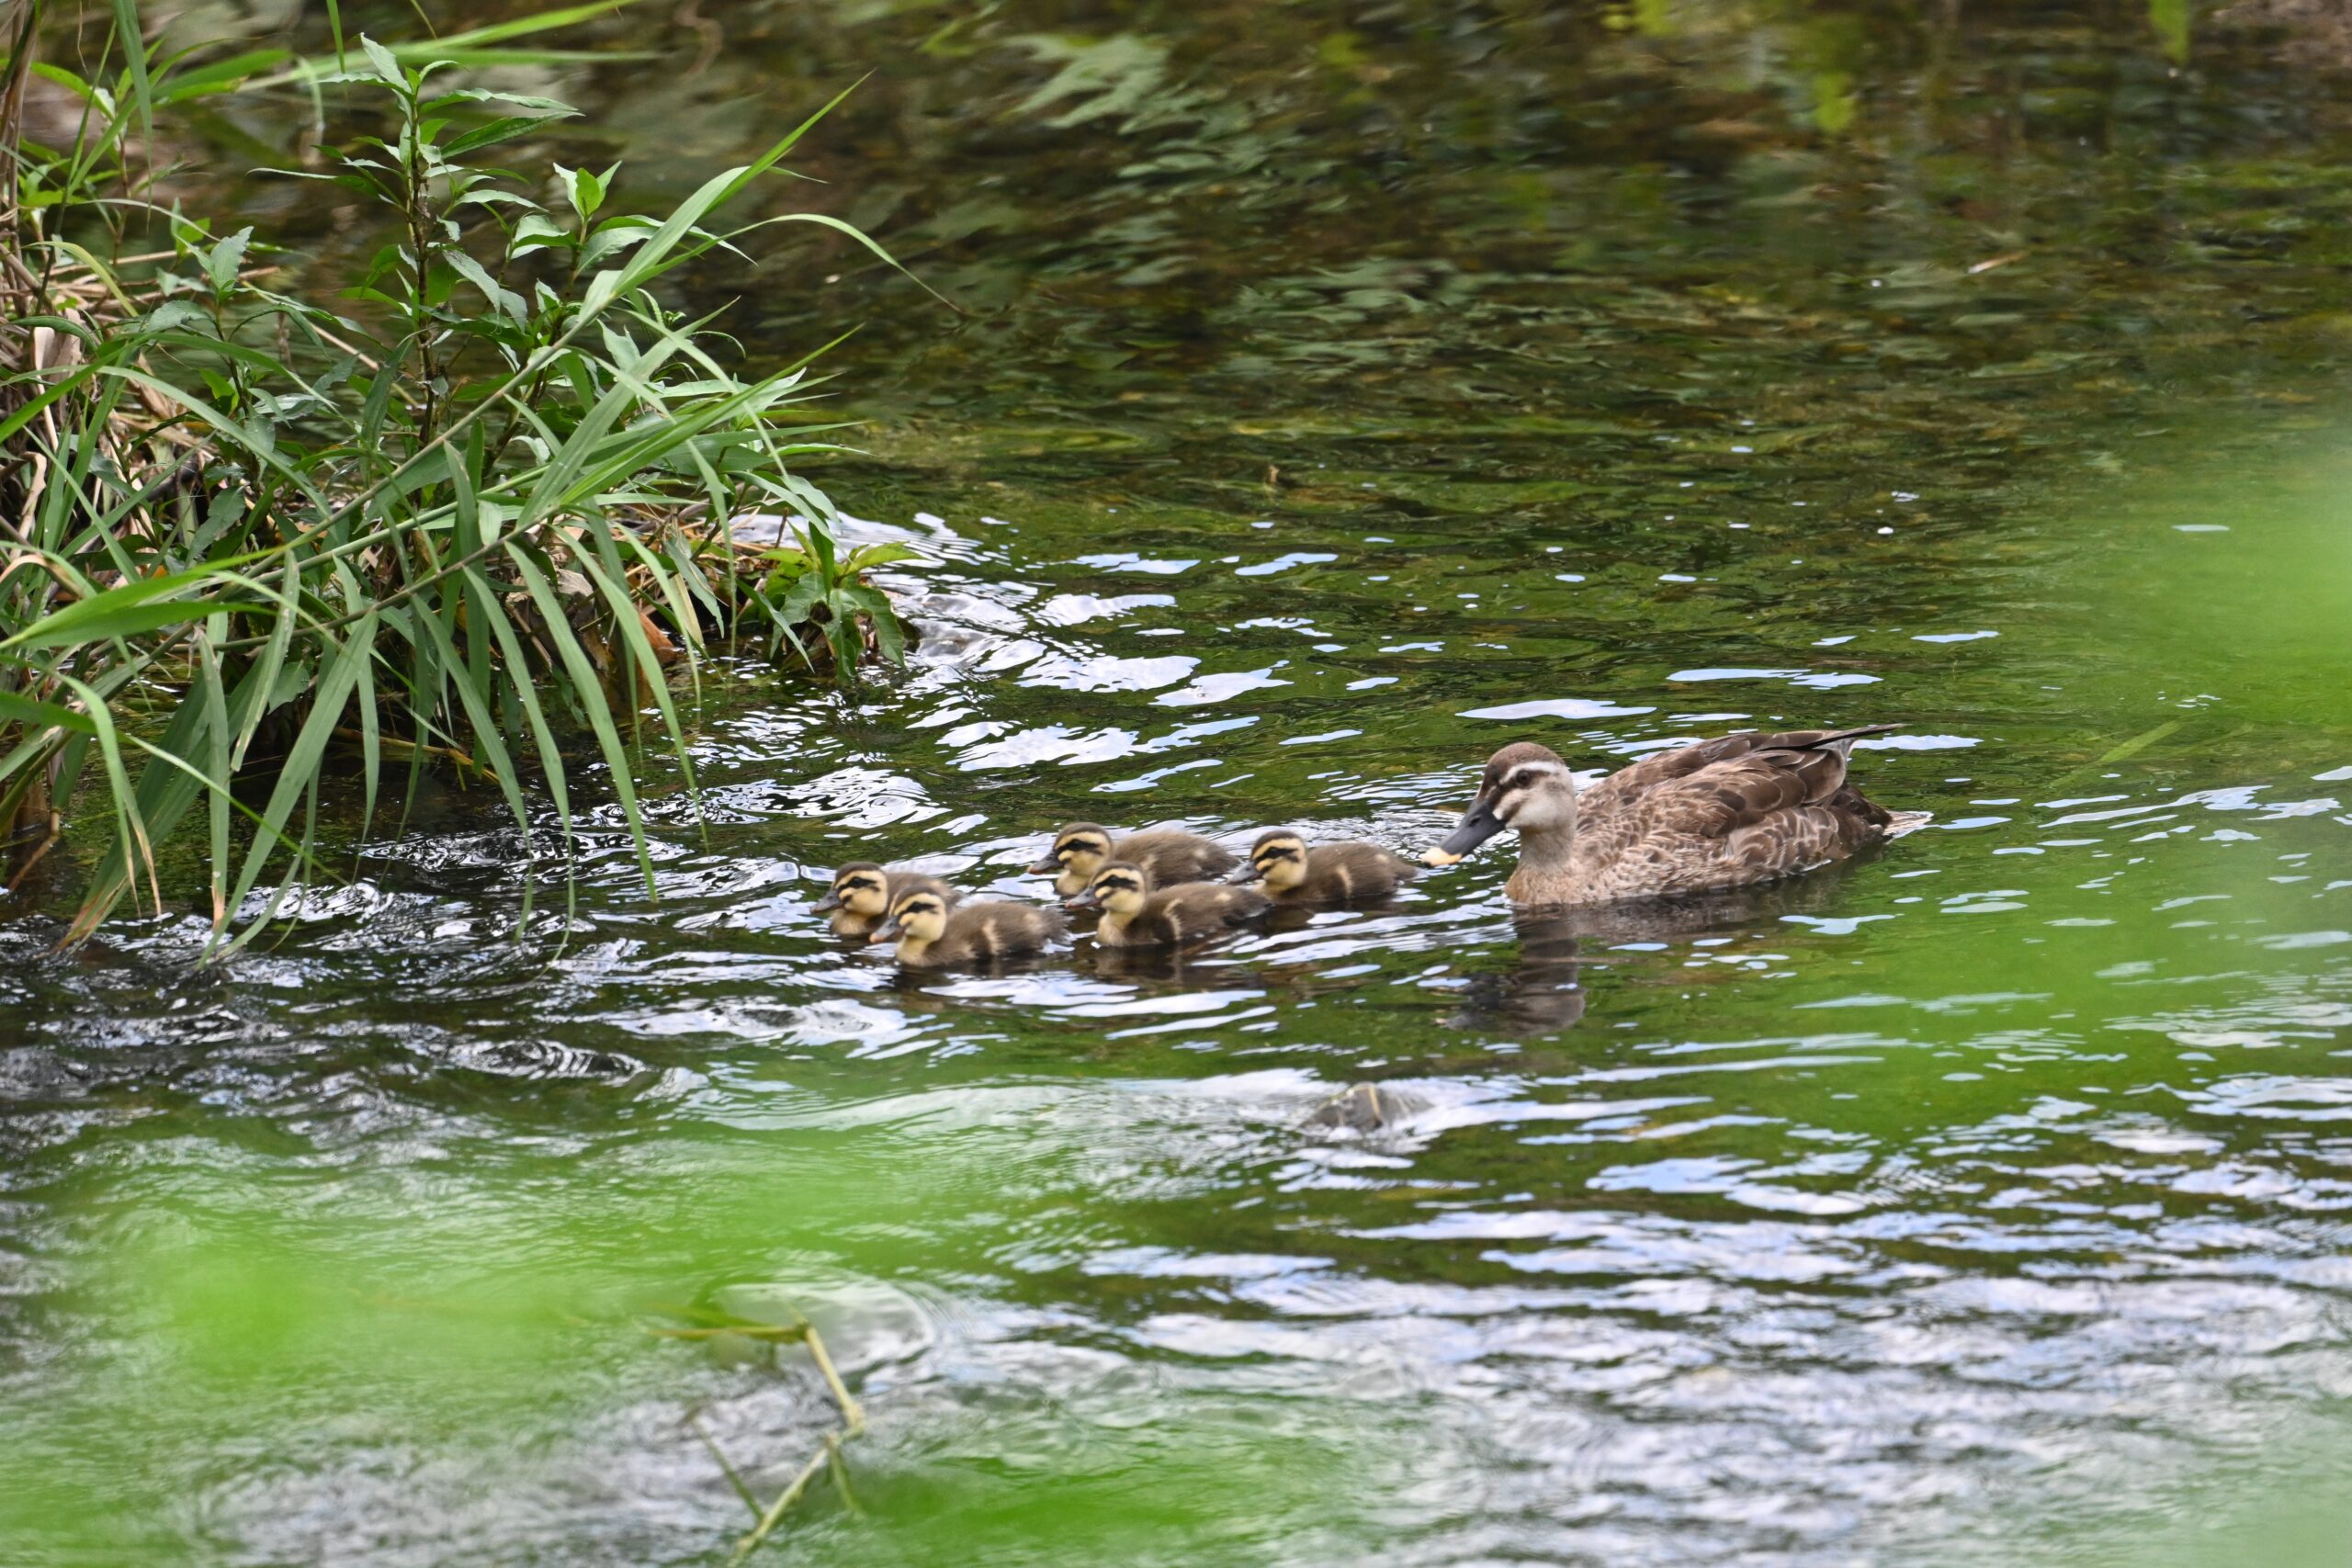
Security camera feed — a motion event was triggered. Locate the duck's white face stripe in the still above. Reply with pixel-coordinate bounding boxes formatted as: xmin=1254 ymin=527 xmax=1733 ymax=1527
xmin=1497 ymin=761 xmax=1571 ymax=795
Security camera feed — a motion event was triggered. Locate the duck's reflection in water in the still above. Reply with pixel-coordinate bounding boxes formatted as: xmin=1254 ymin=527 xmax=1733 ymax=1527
xmin=865 ymin=919 xmax=1270 ymax=1033
xmin=1443 ymin=853 xmax=1892 ymax=1036
xmin=1080 ymin=940 xmax=1268 ymax=990
xmin=876 ymin=951 xmax=1083 ymax=1013
xmin=1440 ymin=908 xmax=1589 ymax=1035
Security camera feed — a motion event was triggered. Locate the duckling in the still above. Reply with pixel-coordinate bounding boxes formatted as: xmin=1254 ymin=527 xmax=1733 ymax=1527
xmin=1234 ymin=829 xmax=1415 ymax=904
xmin=1424 ymin=725 xmax=1924 ymax=906
xmin=1064 ymin=861 xmax=1271 ymax=948
xmin=1028 ymin=822 xmax=1238 ymax=897
xmin=870 ymin=887 xmax=1065 ymax=969
xmin=1303 ymin=1082 xmax=1425 ymax=1135
xmin=811 ymin=862 xmax=959 ymax=940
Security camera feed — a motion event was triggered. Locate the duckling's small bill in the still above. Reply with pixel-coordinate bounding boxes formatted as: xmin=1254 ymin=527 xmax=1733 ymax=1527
xmin=868 ymin=918 xmax=902 ymax=942
xmin=811 ymin=890 xmax=843 ymax=912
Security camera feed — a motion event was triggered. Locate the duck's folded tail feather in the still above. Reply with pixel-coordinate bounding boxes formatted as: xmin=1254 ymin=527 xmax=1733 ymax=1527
xmin=1803 ymin=723 xmax=1901 ymax=751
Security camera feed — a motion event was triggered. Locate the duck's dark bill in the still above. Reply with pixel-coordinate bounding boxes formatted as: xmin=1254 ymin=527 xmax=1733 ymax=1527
xmin=811 ymin=892 xmax=842 ymax=912
xmin=1438 ymin=800 xmax=1508 ymax=857
xmin=1026 ymin=856 xmax=1061 ymax=874
xmin=1227 ymin=866 xmax=1262 ymax=884
xmin=869 ymin=919 xmax=902 ymax=942
xmin=1063 ymin=892 xmax=1102 ymax=911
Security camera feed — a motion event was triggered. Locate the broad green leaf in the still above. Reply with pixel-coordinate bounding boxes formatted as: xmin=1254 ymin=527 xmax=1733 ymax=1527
xmin=0 ymin=690 xmax=96 ymax=736
xmin=196 ymin=625 xmax=233 ymax=925
xmin=844 ymin=542 xmax=927 ymax=570
xmin=508 ymin=547 xmax=659 ymax=897
xmin=57 ymin=672 xmax=155 ymax=925
xmin=218 ymin=615 xmax=376 ymax=942
xmin=428 ymin=0 xmax=634 ymax=51
xmin=835 ymin=581 xmax=907 ymax=668
xmin=110 ymin=0 xmax=153 ymax=141
xmin=445 ymin=248 xmax=526 ymax=324
xmin=0 ymin=571 xmax=256 ymax=651
xmin=444 ymin=112 xmax=572 ymax=158
xmin=205 ymin=227 xmax=254 ymax=295
xmin=357 ymin=35 xmax=406 ymax=89
xmin=510 ymin=212 xmax=576 ymax=256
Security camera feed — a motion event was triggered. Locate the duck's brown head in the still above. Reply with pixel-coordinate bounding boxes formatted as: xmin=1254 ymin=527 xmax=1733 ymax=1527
xmin=1425 ymin=742 xmax=1577 ymax=865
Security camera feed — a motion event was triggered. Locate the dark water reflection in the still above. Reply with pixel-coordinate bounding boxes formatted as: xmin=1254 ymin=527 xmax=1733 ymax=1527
xmin=6 ymin=2 xmax=2352 ymax=1563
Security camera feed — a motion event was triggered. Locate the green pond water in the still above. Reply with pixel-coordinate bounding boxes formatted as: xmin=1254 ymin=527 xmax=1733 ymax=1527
xmin=6 ymin=2 xmax=2352 ymax=1562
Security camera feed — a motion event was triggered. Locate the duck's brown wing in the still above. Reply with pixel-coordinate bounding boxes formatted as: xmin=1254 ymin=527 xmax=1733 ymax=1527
xmin=1580 ymin=726 xmax=1896 ymax=822
xmin=1124 ymin=831 xmax=1239 ymax=886
xmin=1586 ymin=740 xmax=1898 ymax=894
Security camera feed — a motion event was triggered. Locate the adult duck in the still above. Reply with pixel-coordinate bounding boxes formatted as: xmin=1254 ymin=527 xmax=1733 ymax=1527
xmin=1425 ymin=726 xmax=1922 ymax=906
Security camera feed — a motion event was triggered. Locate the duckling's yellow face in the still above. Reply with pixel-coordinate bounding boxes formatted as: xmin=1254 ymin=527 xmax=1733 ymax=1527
xmin=1247 ymin=832 xmax=1307 ymax=891
xmin=1052 ymin=825 xmax=1114 ymax=878
xmin=1080 ymin=863 xmax=1148 ymax=919
xmin=876 ymin=890 xmax=948 ymax=946
xmin=829 ymin=865 xmax=889 ymax=919
xmin=1030 ymin=823 xmax=1115 ymax=894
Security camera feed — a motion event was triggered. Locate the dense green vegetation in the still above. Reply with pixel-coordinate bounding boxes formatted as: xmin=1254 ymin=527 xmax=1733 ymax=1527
xmin=0 ymin=3 xmax=910 ymax=948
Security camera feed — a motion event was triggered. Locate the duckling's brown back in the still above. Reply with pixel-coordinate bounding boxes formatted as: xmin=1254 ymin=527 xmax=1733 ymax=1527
xmin=1118 ymin=829 xmax=1238 ymax=886
xmin=1296 ymin=841 xmax=1414 ymax=903
xmin=1138 ymin=882 xmax=1270 ymax=942
xmin=888 ymin=871 xmax=963 ymax=908
xmin=943 ymin=900 xmax=1066 ymax=963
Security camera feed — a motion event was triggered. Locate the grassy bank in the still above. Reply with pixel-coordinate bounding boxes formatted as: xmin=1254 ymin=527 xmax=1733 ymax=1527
xmin=0 ymin=3 xmax=913 ymax=951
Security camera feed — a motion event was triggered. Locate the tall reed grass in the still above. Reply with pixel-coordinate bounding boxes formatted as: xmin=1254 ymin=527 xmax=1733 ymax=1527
xmin=0 ymin=2 xmax=916 ymax=951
